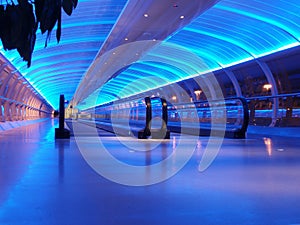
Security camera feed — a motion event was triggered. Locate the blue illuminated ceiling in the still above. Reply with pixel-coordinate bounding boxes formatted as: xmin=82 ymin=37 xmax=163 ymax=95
xmin=171 ymin=0 xmax=300 ymax=67
xmin=1 ymin=0 xmax=300 ymax=110
xmin=73 ymin=0 xmax=300 ymax=109
xmin=0 ymin=0 xmax=127 ymax=109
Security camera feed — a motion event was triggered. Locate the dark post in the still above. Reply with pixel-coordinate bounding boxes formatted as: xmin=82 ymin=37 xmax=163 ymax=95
xmin=151 ymin=97 xmax=170 ymax=139
xmin=161 ymin=97 xmax=170 ymax=139
xmin=138 ymin=97 xmax=152 ymax=139
xmin=55 ymin=94 xmax=70 ymax=139
xmin=145 ymin=96 xmax=152 ymax=135
xmin=161 ymin=98 xmax=168 ymax=130
xmin=59 ymin=94 xmax=65 ymax=130
xmin=59 ymin=95 xmax=65 ymax=130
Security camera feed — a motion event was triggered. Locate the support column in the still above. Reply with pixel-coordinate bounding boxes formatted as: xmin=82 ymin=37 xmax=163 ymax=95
xmin=33 ymin=109 xmax=37 ymax=119
xmin=256 ymin=60 xmax=279 ymax=127
xmin=24 ymin=107 xmax=30 ymax=120
xmin=10 ymin=103 xmax=17 ymax=121
xmin=55 ymin=94 xmax=70 ymax=139
xmin=13 ymin=84 xmax=27 ymax=105
xmin=0 ymin=63 xmax=7 ymax=74
xmin=39 ymin=103 xmax=45 ymax=118
xmin=22 ymin=91 xmax=31 ymax=106
xmin=5 ymin=76 xmax=19 ymax=101
xmin=195 ymin=72 xmax=222 ymax=101
xmin=0 ymin=72 xmax=15 ymax=97
xmin=17 ymin=105 xmax=23 ymax=120
xmin=28 ymin=108 xmax=32 ymax=120
xmin=27 ymin=96 xmax=36 ymax=119
xmin=21 ymin=106 xmax=26 ymax=120
xmin=18 ymin=105 xmax=23 ymax=120
xmin=0 ymin=101 xmax=4 ymax=122
xmin=183 ymin=81 xmax=199 ymax=102
xmin=4 ymin=101 xmax=11 ymax=121
xmin=34 ymin=109 xmax=39 ymax=118
xmin=223 ymin=69 xmax=242 ymax=97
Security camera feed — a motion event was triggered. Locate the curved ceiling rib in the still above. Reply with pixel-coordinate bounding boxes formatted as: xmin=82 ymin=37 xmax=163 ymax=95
xmin=215 ymin=1 xmax=300 ymax=41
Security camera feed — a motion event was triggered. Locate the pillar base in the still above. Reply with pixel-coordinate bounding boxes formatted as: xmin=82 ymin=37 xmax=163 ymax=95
xmin=55 ymin=128 xmax=70 ymax=139
xmin=151 ymin=129 xmax=170 ymax=139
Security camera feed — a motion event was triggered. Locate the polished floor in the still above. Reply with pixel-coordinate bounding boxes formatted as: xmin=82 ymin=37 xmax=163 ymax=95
xmin=0 ymin=119 xmax=300 ymax=225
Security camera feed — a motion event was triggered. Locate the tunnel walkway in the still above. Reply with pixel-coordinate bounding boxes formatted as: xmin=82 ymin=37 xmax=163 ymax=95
xmin=0 ymin=119 xmax=300 ymax=225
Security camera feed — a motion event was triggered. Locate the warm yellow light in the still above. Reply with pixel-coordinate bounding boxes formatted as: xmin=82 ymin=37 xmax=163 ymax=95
xmin=264 ymin=137 xmax=272 ymax=156
xmin=263 ymin=84 xmax=272 ymax=91
xmin=194 ymin=90 xmax=202 ymax=95
xmin=172 ymin=96 xmax=177 ymax=101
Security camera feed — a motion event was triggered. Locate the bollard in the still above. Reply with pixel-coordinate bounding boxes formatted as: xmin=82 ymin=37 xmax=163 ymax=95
xmin=55 ymin=94 xmax=70 ymax=139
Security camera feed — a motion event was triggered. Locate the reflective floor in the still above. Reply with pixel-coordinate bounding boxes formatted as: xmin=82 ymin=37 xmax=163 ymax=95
xmin=0 ymin=119 xmax=300 ymax=225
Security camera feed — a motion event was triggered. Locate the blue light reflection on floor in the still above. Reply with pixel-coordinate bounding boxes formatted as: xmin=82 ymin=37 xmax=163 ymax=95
xmin=0 ymin=120 xmax=300 ymax=225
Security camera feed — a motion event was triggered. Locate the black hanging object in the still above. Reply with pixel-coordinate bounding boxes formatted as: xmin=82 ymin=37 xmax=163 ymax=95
xmin=1 ymin=3 xmax=22 ymax=50
xmin=16 ymin=0 xmax=37 ymax=67
xmin=62 ymin=0 xmax=73 ymax=16
xmin=62 ymin=0 xmax=78 ymax=16
xmin=73 ymin=0 xmax=78 ymax=9
xmin=0 ymin=0 xmax=78 ymax=67
xmin=56 ymin=2 xmax=61 ymax=43
xmin=0 ymin=5 xmax=6 ymax=47
xmin=36 ymin=0 xmax=61 ymax=47
xmin=34 ymin=0 xmax=45 ymax=23
xmin=0 ymin=1 xmax=37 ymax=67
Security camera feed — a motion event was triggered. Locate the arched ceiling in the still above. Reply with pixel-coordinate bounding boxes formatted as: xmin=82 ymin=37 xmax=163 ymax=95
xmin=1 ymin=0 xmax=128 ymax=108
xmin=1 ymin=0 xmax=300 ymax=110
xmin=73 ymin=0 xmax=300 ymax=110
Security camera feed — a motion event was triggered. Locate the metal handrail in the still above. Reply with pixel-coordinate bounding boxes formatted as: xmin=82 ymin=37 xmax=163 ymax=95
xmin=0 ymin=95 xmax=50 ymax=114
xmin=245 ymin=92 xmax=300 ymax=101
xmin=168 ymin=97 xmax=250 ymax=136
